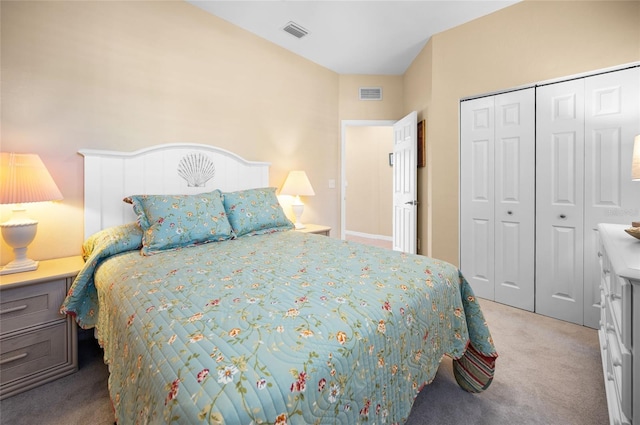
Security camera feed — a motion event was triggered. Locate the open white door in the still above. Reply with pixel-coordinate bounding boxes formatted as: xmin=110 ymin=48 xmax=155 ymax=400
xmin=392 ymin=111 xmax=418 ymax=253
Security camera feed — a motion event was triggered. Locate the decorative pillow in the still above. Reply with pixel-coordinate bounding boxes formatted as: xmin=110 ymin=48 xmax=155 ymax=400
xmin=453 ymin=343 xmax=496 ymax=393
xmin=222 ymin=187 xmax=294 ymax=237
xmin=125 ymin=190 xmax=233 ymax=255
xmin=82 ymin=222 xmax=143 ymax=261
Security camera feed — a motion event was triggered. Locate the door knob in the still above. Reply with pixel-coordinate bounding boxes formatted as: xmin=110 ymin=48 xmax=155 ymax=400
xmin=405 ymin=200 xmax=419 ymax=206
xmin=507 ymin=211 xmax=513 ymax=215
xmin=559 ymin=214 xmax=567 ymax=219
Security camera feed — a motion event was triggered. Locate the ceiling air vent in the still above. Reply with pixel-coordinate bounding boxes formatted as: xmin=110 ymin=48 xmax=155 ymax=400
xmin=359 ymin=87 xmax=383 ymax=101
xmin=282 ymin=21 xmax=309 ymax=39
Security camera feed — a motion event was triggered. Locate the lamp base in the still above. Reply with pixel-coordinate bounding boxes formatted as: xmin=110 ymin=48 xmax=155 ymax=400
xmin=0 ymin=258 xmax=38 ymax=275
xmin=291 ymin=199 xmax=306 ymax=229
xmin=1 ymin=212 xmax=39 ymax=275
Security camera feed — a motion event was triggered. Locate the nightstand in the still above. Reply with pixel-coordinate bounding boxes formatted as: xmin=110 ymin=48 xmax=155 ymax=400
xmin=0 ymin=256 xmax=83 ymax=399
xmin=296 ymin=224 xmax=331 ymax=236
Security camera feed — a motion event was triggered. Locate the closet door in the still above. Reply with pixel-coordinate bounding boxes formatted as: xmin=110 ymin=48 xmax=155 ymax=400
xmin=537 ymin=67 xmax=640 ymax=326
xmin=460 ymin=88 xmax=535 ymax=310
xmin=536 ymin=79 xmax=585 ymax=325
xmin=583 ymin=67 xmax=640 ymax=328
xmin=494 ymin=90 xmax=535 ymax=310
xmin=460 ymin=96 xmax=495 ymax=301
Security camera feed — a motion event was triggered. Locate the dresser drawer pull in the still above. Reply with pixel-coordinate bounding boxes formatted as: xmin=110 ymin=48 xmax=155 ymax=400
xmin=610 ymin=346 xmax=622 ymax=368
xmin=0 ymin=352 xmax=28 ymax=365
xmin=0 ymin=304 xmax=28 ymax=315
xmin=607 ymin=332 xmax=624 ymax=369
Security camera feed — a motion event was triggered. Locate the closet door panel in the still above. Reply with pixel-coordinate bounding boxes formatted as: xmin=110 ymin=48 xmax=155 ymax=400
xmin=536 ymin=80 xmax=585 ymax=325
xmin=494 ymin=89 xmax=535 ymax=311
xmin=583 ymin=67 xmax=640 ymax=328
xmin=460 ymin=97 xmax=495 ymax=300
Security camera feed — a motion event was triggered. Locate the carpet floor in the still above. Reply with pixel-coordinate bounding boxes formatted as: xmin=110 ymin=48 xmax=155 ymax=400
xmin=0 ymin=299 xmax=609 ymax=425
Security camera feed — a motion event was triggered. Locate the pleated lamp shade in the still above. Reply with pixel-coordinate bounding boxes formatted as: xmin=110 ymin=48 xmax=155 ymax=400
xmin=0 ymin=153 xmax=63 ymax=204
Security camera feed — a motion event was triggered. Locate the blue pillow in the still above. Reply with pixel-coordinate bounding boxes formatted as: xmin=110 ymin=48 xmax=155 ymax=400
xmin=223 ymin=187 xmax=293 ymax=237
xmin=125 ymin=190 xmax=233 ymax=255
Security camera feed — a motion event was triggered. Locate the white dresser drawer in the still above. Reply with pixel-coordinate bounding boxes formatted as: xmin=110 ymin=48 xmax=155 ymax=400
xmin=604 ymin=322 xmax=632 ymax=421
xmin=597 ymin=224 xmax=639 ymax=425
xmin=0 ymin=321 xmax=69 ymax=386
xmin=0 ymin=278 xmax=67 ymax=335
xmin=617 ymin=276 xmax=632 ymax=350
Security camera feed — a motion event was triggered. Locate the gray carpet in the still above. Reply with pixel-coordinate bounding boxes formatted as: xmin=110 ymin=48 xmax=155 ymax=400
xmin=0 ymin=299 xmax=609 ymax=425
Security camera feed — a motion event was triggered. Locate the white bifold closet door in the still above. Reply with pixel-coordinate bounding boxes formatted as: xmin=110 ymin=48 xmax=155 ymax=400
xmin=460 ymin=88 xmax=535 ymax=311
xmin=536 ymin=67 xmax=640 ymax=327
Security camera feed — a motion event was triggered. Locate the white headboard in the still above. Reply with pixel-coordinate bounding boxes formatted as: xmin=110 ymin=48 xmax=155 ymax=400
xmin=81 ymin=143 xmax=270 ymax=239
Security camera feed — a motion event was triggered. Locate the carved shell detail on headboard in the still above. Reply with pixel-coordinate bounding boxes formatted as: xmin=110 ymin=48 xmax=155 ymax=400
xmin=177 ymin=153 xmax=216 ymax=187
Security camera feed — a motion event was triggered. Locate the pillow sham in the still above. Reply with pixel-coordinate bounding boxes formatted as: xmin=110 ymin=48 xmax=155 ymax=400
xmin=125 ymin=189 xmax=233 ymax=255
xmin=223 ymin=187 xmax=294 ymax=237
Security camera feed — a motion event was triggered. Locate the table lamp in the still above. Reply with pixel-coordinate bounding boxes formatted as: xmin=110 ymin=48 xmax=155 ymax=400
xmin=280 ymin=170 xmax=315 ymax=229
xmin=0 ymin=153 xmax=63 ymax=275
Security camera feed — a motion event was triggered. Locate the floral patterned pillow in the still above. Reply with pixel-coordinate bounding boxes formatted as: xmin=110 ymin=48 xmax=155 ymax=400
xmin=222 ymin=187 xmax=293 ymax=237
xmin=125 ymin=190 xmax=234 ymax=255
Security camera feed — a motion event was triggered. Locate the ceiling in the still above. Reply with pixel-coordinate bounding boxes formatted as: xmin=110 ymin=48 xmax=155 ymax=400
xmin=186 ymin=1 xmax=520 ymax=75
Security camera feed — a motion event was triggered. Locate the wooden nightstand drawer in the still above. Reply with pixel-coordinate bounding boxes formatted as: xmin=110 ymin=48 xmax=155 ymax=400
xmin=0 ymin=278 xmax=67 ymax=335
xmin=0 ymin=321 xmax=69 ymax=386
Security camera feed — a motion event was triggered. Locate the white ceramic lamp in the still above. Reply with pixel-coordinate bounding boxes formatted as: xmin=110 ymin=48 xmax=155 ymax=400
xmin=280 ymin=170 xmax=315 ymax=230
xmin=0 ymin=153 xmax=63 ymax=275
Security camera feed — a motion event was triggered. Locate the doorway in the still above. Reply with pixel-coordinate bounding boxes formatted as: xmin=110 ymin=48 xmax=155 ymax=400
xmin=340 ymin=120 xmax=395 ymax=248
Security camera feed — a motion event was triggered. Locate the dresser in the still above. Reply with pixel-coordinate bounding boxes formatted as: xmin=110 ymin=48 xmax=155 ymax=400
xmin=597 ymin=224 xmax=639 ymax=425
xmin=0 ymin=256 xmax=83 ymax=399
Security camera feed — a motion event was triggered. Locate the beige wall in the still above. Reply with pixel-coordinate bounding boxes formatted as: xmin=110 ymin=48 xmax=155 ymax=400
xmin=345 ymin=126 xmax=393 ymax=236
xmin=0 ymin=0 xmax=341 ymax=263
xmin=338 ymin=75 xmax=404 ymax=121
xmin=2 ymin=0 xmax=638 ymax=267
xmin=403 ymin=40 xmax=432 ymax=254
xmin=404 ymin=0 xmax=640 ymax=265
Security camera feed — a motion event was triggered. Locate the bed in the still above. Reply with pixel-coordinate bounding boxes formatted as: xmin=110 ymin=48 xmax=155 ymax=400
xmin=61 ymin=144 xmax=497 ymax=424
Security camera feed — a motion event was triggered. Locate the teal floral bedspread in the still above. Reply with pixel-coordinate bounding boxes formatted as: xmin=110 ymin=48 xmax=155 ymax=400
xmin=62 ymin=229 xmax=497 ymax=424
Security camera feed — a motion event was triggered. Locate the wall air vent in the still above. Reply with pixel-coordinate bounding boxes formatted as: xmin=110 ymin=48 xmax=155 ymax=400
xmin=282 ymin=21 xmax=309 ymax=39
xmin=359 ymin=87 xmax=383 ymax=101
